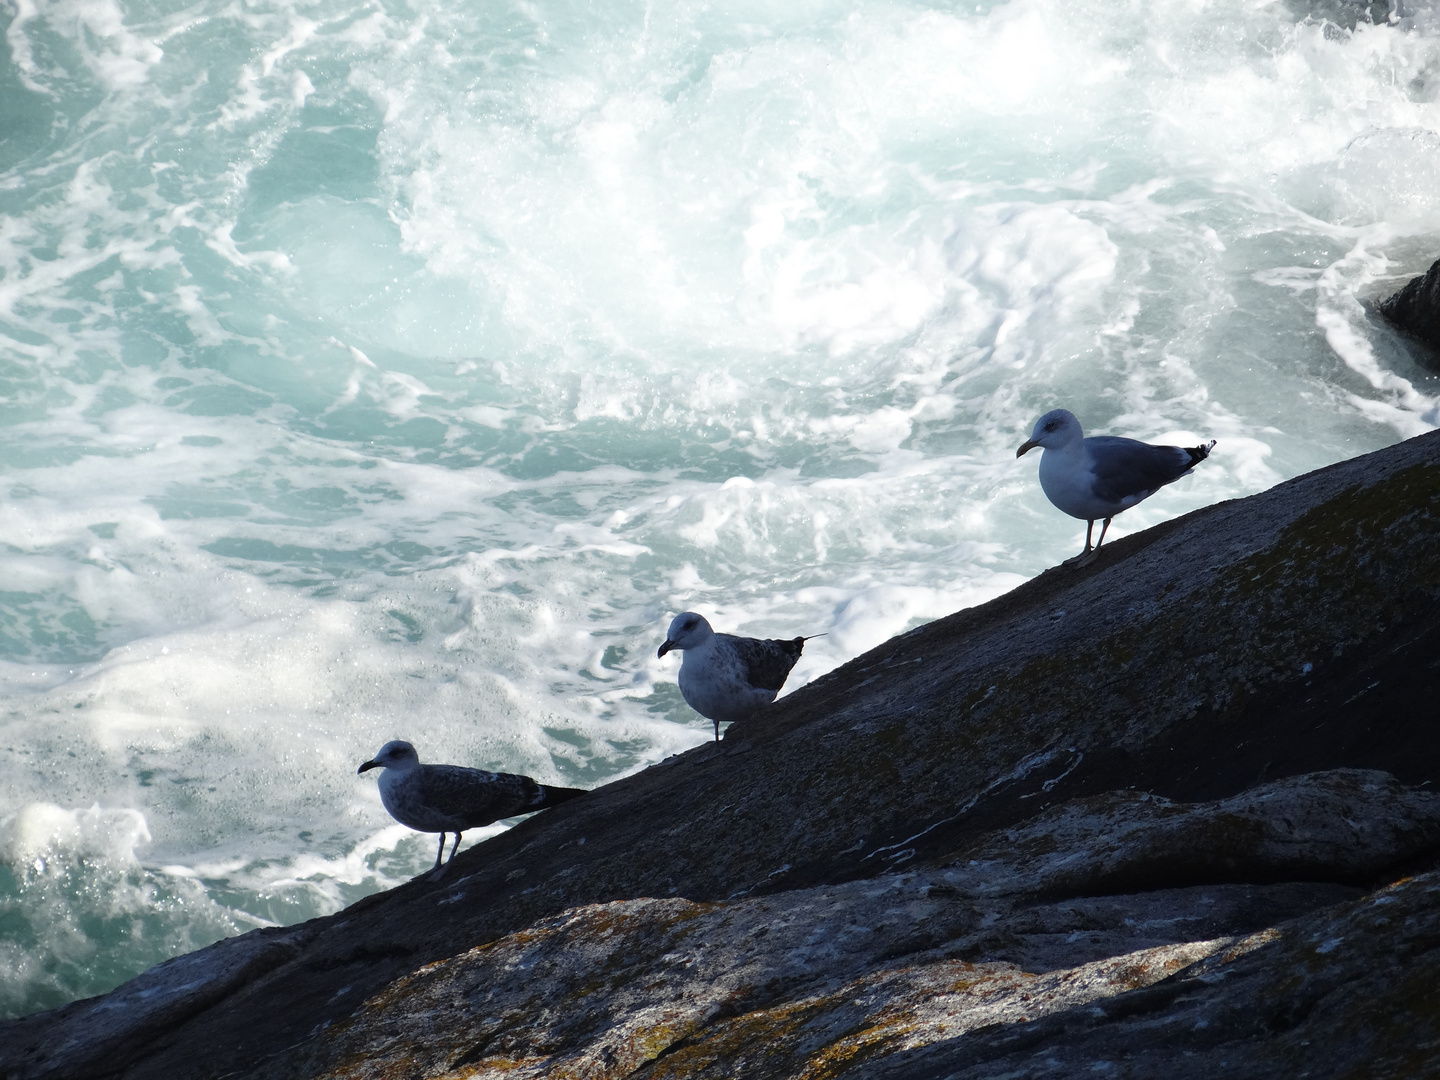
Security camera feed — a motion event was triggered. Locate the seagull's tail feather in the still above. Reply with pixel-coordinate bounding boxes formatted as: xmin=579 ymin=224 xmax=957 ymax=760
xmin=1184 ymin=440 xmax=1217 ymax=469
xmin=529 ymin=784 xmax=587 ymax=812
xmin=782 ymin=632 xmax=826 ymax=653
xmin=769 ymin=636 xmax=805 ymax=660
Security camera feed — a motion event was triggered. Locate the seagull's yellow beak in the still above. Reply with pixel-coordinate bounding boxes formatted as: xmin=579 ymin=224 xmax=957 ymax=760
xmin=1016 ymin=439 xmax=1040 ymax=458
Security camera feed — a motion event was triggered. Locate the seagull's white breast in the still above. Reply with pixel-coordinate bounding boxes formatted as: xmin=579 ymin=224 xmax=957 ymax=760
xmin=677 ymin=638 xmax=778 ymax=723
xmin=1037 ymin=444 xmax=1115 ymax=520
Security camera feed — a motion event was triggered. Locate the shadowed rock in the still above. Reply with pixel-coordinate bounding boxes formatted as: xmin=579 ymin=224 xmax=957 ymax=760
xmin=1378 ymin=256 xmax=1440 ymax=362
xmin=280 ymin=769 xmax=1434 ymax=1080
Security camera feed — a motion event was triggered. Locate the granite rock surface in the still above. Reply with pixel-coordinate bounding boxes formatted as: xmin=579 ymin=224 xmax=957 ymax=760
xmin=2 ymin=427 xmax=1438 ymax=1080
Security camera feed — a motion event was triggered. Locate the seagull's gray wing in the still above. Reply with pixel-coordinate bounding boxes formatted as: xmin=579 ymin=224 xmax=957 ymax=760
xmin=1086 ymin=436 xmax=1201 ymax=505
xmin=730 ymin=636 xmax=805 ymax=693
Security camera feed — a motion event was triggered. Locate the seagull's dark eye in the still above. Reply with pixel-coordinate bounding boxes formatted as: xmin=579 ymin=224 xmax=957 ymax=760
xmin=684 ymin=619 xmax=698 ymax=630
xmin=1045 ymin=421 xmax=1058 ymax=431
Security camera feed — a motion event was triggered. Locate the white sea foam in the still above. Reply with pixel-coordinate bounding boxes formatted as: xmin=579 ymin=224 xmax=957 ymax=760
xmin=0 ymin=800 xmax=248 ymax=1014
xmin=0 ymin=0 xmax=1437 ymax=1018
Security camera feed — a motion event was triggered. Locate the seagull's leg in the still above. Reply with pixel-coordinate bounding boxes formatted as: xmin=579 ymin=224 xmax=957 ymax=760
xmin=429 ymin=831 xmax=463 ymax=882
xmin=713 ymin=717 xmax=721 ymax=742
xmin=1066 ymin=519 xmax=1113 ymax=568
xmin=1063 ymin=520 xmax=1098 ymax=566
xmin=1094 ymin=517 xmax=1114 ymax=551
xmin=421 ymin=832 xmax=447 ymax=880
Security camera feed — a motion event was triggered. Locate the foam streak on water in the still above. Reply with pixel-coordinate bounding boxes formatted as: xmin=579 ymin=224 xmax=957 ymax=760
xmin=1 ymin=0 xmax=1437 ymax=1016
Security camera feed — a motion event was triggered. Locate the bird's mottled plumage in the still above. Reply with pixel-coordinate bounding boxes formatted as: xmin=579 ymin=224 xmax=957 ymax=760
xmin=358 ymin=740 xmax=585 ymax=880
xmin=729 ymin=634 xmax=805 ymax=693
xmin=1017 ymin=408 xmax=1214 ymax=565
xmin=657 ymin=612 xmax=814 ymax=741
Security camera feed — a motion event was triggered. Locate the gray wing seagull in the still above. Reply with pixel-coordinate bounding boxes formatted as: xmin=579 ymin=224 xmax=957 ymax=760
xmin=1017 ymin=408 xmax=1214 ymax=566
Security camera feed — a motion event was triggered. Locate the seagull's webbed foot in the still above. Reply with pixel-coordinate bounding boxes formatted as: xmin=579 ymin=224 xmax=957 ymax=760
xmin=1061 ymin=516 xmax=1112 ymax=568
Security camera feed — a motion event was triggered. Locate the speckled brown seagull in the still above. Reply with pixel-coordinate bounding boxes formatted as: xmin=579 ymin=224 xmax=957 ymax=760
xmin=358 ymin=740 xmax=585 ymax=880
xmin=657 ymin=612 xmax=821 ymax=741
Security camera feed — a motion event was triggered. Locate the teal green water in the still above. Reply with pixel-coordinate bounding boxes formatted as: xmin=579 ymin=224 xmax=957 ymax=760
xmin=1 ymin=0 xmax=1438 ymax=1018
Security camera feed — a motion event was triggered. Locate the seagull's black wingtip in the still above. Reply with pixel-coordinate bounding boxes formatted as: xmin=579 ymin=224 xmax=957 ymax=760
xmin=1186 ymin=439 xmax=1217 ymax=467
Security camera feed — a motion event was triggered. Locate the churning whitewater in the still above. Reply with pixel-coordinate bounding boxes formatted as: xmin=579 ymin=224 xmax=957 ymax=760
xmin=1 ymin=0 xmax=1438 ymax=1018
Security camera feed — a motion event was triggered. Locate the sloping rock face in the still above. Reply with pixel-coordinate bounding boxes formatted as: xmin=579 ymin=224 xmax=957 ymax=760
xmin=296 ymin=770 xmax=1438 ymax=1080
xmin=3 ymin=428 xmax=1438 ymax=1080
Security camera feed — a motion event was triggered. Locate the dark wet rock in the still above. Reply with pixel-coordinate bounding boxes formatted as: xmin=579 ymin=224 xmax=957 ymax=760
xmin=1286 ymin=0 xmax=1400 ymax=31
xmin=1287 ymin=0 xmax=1428 ymax=30
xmin=1379 ymin=256 xmax=1440 ymax=360
xmin=867 ymin=868 xmax=1440 ymax=1080
xmin=1 ymin=924 xmax=322 ymax=1080
xmin=945 ymin=769 xmax=1440 ymax=898
xmin=2 ymin=428 xmax=1438 ymax=1080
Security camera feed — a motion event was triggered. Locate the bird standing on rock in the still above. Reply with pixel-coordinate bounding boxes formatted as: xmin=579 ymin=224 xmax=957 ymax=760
xmin=1017 ymin=408 xmax=1215 ymax=566
xmin=358 ymin=740 xmax=586 ymax=880
xmin=657 ymin=612 xmax=818 ymax=741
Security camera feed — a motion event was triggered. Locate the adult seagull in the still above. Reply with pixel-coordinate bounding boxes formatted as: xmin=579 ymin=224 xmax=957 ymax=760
xmin=1017 ymin=408 xmax=1215 ymax=565
xmin=358 ymin=740 xmax=585 ymax=880
xmin=657 ymin=612 xmax=819 ymax=741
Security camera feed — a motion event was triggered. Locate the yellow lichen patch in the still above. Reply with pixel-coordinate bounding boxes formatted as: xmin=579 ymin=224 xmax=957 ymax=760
xmin=642 ymin=960 xmax=1032 ymax=1080
xmin=1206 ymin=926 xmax=1282 ymax=969
xmin=438 ymin=1054 xmax=549 ymax=1078
xmin=795 ymin=1019 xmax=920 ymax=1080
xmin=796 ymin=961 xmax=1038 ymax=1077
xmin=644 ymin=997 xmax=829 ymax=1078
xmin=750 ymin=942 xmax=1231 ymax=1080
xmin=312 ymin=1057 xmax=423 ymax=1080
xmin=533 ymin=1009 xmax=707 ymax=1080
xmin=310 ymin=898 xmax=737 ymax=1080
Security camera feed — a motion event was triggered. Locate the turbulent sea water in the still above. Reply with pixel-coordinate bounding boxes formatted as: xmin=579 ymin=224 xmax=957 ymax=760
xmin=1 ymin=0 xmax=1438 ymax=1018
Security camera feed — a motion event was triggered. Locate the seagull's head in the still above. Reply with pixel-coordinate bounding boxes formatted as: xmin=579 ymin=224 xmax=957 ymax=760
xmin=358 ymin=740 xmax=421 ymax=774
xmin=658 ymin=612 xmax=713 ymax=657
xmin=1017 ymin=409 xmax=1082 ymax=457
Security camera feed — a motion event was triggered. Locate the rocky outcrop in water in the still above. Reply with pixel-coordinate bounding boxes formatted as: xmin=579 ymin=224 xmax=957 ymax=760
xmin=1291 ymin=0 xmax=1398 ymax=29
xmin=1379 ymin=256 xmax=1440 ymax=359
xmin=3 ymin=428 xmax=1438 ymax=1080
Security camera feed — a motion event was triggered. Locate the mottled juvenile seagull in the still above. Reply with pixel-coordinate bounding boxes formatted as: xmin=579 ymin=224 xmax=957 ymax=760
xmin=657 ymin=612 xmax=818 ymax=741
xmin=358 ymin=741 xmax=585 ymax=881
xmin=1017 ymin=408 xmax=1215 ymax=566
